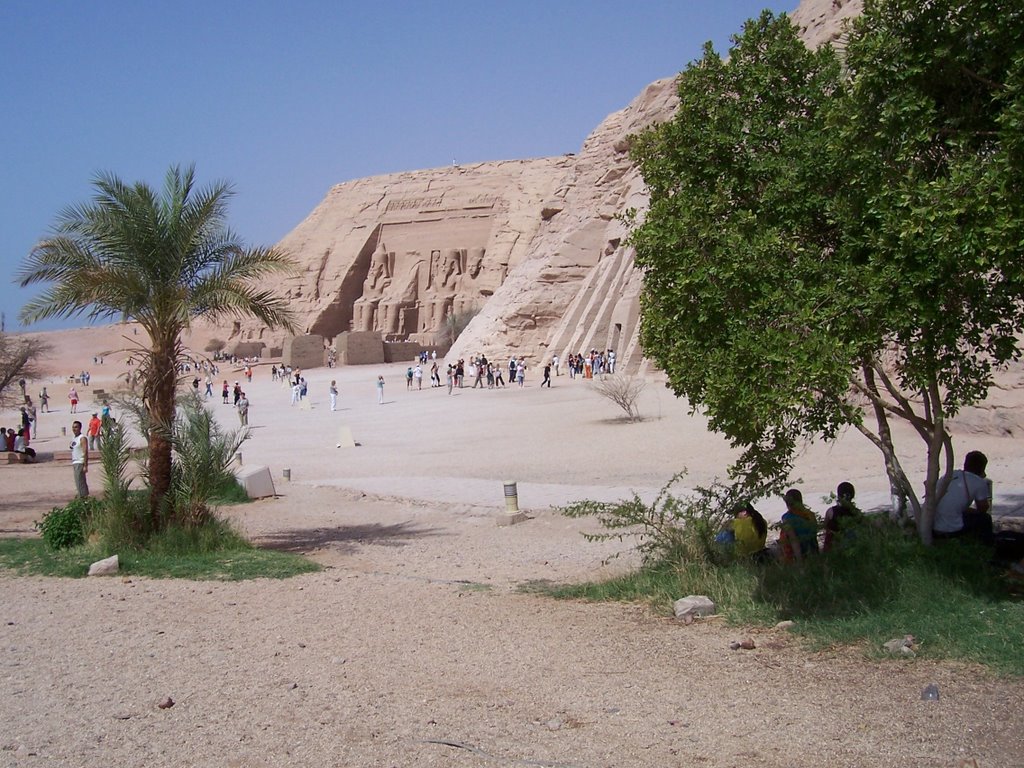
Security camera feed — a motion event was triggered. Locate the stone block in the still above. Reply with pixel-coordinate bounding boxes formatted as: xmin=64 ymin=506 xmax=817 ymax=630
xmin=236 ymin=465 xmax=276 ymax=499
xmin=673 ymin=595 xmax=716 ymax=620
xmin=335 ymin=332 xmax=384 ymax=365
xmin=284 ymin=334 xmax=325 ymax=370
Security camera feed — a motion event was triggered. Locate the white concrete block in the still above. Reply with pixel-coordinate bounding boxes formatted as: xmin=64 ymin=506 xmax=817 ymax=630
xmin=236 ymin=465 xmax=276 ymax=499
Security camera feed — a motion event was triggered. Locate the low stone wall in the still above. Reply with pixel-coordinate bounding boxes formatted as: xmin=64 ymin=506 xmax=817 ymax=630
xmin=383 ymin=341 xmax=421 ymax=364
xmin=335 ymin=332 xmax=384 ymax=365
xmin=332 ymin=333 xmax=449 ymax=366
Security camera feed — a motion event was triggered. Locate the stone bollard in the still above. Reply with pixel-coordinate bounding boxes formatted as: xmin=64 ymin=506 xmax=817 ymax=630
xmin=283 ymin=468 xmax=291 ymax=481
xmin=504 ymin=481 xmax=518 ymax=513
xmin=498 ymin=480 xmax=527 ymax=526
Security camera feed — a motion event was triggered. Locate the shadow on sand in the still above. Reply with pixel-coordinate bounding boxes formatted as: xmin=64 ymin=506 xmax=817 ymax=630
xmin=255 ymin=520 xmax=445 ymax=555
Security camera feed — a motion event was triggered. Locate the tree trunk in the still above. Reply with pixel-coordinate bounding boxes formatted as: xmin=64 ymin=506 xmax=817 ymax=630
xmin=861 ymin=363 xmax=920 ymax=523
xmin=917 ymin=378 xmax=951 ymax=547
xmin=146 ymin=332 xmax=178 ymax=530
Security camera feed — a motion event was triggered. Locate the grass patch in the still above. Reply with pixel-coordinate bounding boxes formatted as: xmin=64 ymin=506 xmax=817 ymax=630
xmin=209 ymin=476 xmax=251 ymax=505
xmin=456 ymin=581 xmax=494 ymax=593
xmin=538 ymin=522 xmax=1024 ymax=675
xmin=0 ymin=536 xmax=320 ymax=581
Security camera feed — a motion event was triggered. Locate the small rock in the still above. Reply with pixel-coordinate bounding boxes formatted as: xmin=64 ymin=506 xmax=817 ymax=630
xmin=157 ymin=696 xmax=174 ymax=709
xmin=546 ymin=719 xmax=563 ymax=731
xmin=673 ymin=595 xmax=715 ymax=620
xmin=112 ymin=712 xmax=133 ymax=720
xmin=729 ymin=638 xmax=756 ymax=651
xmin=88 ymin=555 xmax=119 ymax=577
xmin=921 ymin=683 xmax=940 ymax=701
xmin=287 ymin=682 xmax=298 ymax=690
xmin=775 ymin=620 xmax=795 ymax=631
xmin=883 ymin=635 xmax=916 ymax=655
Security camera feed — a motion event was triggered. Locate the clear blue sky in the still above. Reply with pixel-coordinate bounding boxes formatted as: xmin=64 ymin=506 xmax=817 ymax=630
xmin=2 ymin=1 xmax=792 ymax=331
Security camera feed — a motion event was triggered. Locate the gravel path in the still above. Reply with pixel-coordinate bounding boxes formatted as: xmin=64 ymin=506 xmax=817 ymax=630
xmin=2 ymin=360 xmax=1023 ymax=766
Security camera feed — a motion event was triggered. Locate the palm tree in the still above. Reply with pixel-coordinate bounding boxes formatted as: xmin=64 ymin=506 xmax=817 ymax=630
xmin=18 ymin=165 xmax=295 ymax=528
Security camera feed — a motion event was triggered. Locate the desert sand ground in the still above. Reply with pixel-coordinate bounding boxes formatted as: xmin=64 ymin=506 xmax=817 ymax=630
xmin=1 ymin=327 xmax=1022 ymax=767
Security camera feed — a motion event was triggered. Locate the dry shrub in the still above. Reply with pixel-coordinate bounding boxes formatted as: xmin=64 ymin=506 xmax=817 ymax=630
xmin=592 ymin=374 xmax=645 ymax=421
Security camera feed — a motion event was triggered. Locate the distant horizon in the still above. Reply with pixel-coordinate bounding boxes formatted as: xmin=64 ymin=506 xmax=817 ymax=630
xmin=3 ymin=0 xmax=794 ymax=332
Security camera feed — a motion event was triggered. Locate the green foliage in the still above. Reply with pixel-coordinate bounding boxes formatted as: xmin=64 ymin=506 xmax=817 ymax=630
xmin=169 ymin=393 xmax=249 ymax=527
xmin=35 ymin=497 xmax=101 ymax=550
xmin=629 ymin=11 xmax=849 ymax=490
xmin=210 ymin=476 xmax=251 ymax=505
xmin=90 ymin=489 xmax=152 ymax=552
xmin=561 ymin=473 xmax=775 ymax=567
xmin=18 ymin=164 xmax=295 ymax=528
xmin=629 ymin=3 xmax=1024 ymax=537
xmin=99 ymin=415 xmax=134 ymax=510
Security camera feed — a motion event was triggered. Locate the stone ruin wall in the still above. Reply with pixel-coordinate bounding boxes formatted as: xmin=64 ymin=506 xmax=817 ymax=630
xmin=230 ymin=158 xmax=573 ymax=362
xmin=233 ymin=0 xmax=862 ymax=371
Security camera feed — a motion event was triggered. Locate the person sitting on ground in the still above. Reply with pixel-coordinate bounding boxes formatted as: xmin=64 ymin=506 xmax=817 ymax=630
xmin=718 ymin=502 xmax=769 ymax=560
xmin=13 ymin=429 xmax=36 ymax=461
xmin=933 ymin=450 xmax=993 ymax=545
xmin=778 ymin=488 xmax=819 ymax=562
xmin=823 ymin=481 xmax=861 ymax=552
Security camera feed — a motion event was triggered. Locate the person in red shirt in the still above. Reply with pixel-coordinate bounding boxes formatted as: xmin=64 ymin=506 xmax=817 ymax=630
xmin=87 ymin=412 xmax=103 ymax=450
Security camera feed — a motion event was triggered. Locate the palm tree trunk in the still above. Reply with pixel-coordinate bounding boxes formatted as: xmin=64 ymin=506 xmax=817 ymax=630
xmin=147 ymin=334 xmax=178 ymax=530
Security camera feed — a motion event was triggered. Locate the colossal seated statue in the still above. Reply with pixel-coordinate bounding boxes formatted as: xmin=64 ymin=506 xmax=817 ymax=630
xmin=352 ymin=241 xmax=392 ymax=331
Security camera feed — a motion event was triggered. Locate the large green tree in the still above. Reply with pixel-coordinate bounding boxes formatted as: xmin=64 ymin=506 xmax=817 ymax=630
xmin=630 ymin=2 xmax=1024 ymax=543
xmin=19 ymin=165 xmax=295 ymax=527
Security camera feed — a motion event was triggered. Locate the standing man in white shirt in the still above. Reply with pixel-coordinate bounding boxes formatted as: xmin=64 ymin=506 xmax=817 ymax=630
xmin=70 ymin=420 xmax=89 ymax=498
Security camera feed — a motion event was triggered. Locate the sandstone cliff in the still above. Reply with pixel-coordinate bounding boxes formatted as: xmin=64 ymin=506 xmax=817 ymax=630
xmin=234 ymin=0 xmax=861 ymax=372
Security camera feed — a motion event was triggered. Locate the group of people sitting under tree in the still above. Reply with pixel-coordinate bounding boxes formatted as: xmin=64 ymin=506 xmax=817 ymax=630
xmin=718 ymin=484 xmax=862 ymax=563
xmin=719 ymin=449 xmax=1004 ymax=563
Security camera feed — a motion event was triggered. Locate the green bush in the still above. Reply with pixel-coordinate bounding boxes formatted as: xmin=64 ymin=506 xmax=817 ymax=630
xmin=90 ymin=489 xmax=152 ymax=551
xmin=170 ymin=393 xmax=248 ymax=527
xmin=36 ymin=497 xmax=101 ymax=550
xmin=561 ymin=473 xmax=751 ymax=567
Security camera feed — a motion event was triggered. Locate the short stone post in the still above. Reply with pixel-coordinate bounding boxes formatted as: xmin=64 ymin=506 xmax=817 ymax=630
xmin=498 ymin=480 xmax=527 ymax=526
